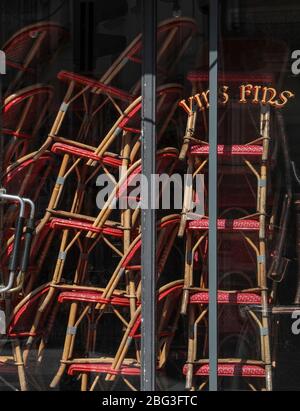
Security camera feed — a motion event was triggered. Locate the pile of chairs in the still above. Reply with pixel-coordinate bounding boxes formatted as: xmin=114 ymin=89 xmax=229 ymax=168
xmin=0 ymin=18 xmax=295 ymax=392
xmin=177 ymin=35 xmax=293 ymax=390
xmin=0 ymin=17 xmax=198 ymax=391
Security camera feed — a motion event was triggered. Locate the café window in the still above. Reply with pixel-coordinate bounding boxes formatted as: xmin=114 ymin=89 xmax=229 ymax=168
xmin=0 ymin=0 xmax=300 ymax=392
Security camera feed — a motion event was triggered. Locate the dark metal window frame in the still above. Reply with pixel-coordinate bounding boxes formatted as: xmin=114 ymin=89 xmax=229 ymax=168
xmin=208 ymin=0 xmax=218 ymax=392
xmin=141 ymin=0 xmax=157 ymax=392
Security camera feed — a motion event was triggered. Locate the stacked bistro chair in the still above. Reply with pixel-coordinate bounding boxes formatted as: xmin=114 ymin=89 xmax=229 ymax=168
xmin=0 ymin=282 xmax=61 ymax=391
xmin=18 ymin=83 xmax=183 ymax=295
xmin=33 ymin=17 xmax=197 ymax=157
xmin=0 ymin=17 xmax=193 ymax=307
xmin=14 ymin=18 xmax=197 ymax=387
xmin=0 ymin=90 xmax=56 ymax=311
xmin=0 ymin=280 xmax=182 ymax=391
xmin=178 ymin=67 xmax=292 ymax=391
xmin=0 ymin=150 xmax=54 ymax=306
xmin=0 ymin=15 xmax=194 ymax=301
xmin=49 ymin=216 xmax=181 ymax=389
xmin=2 ymin=84 xmax=54 ymax=168
xmin=20 ymin=145 xmax=180 ymax=361
xmin=0 ymin=21 xmax=69 ymax=299
xmin=20 ymin=130 xmax=182 ymax=374
xmin=1 ymin=85 xmax=55 ymax=233
xmin=65 ymin=280 xmax=184 ymax=391
xmin=0 ymin=23 xmax=68 ymax=391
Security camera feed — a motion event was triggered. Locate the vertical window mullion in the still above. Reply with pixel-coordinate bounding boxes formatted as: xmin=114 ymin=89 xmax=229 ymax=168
xmin=208 ymin=0 xmax=218 ymax=392
xmin=0 ymin=48 xmax=5 ymax=277
xmin=141 ymin=0 xmax=157 ymax=392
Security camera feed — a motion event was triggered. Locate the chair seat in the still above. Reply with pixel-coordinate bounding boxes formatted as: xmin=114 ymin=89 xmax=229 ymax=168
xmin=183 ymin=363 xmax=266 ymax=377
xmin=187 ymin=219 xmax=260 ymax=231
xmin=190 ymin=145 xmax=263 ymax=157
xmin=51 ymin=143 xmax=123 ymax=167
xmin=190 ymin=291 xmax=262 ymax=305
xmin=49 ymin=218 xmax=123 ymax=237
xmin=58 ymin=290 xmax=130 ymax=306
xmin=68 ymin=362 xmax=141 ymax=376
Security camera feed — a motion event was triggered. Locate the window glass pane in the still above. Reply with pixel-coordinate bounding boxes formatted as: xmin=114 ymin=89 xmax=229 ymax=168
xmin=0 ymin=0 xmax=147 ymax=391
xmin=5 ymin=0 xmax=300 ymax=393
xmin=155 ymin=0 xmax=207 ymax=391
xmin=175 ymin=0 xmax=300 ymax=392
xmin=215 ymin=0 xmax=300 ymax=391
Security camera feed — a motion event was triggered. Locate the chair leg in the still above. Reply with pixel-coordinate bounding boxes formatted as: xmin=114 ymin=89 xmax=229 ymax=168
xmin=186 ymin=304 xmax=195 ymax=389
xmin=262 ymin=314 xmax=272 ymax=391
xmin=50 ymin=302 xmax=79 ymax=388
xmin=181 ymin=231 xmax=192 ymax=314
xmin=23 ymin=286 xmax=57 ymax=365
xmin=13 ymin=339 xmax=28 ymax=391
xmin=36 ymin=301 xmax=60 ymax=365
xmin=90 ymin=375 xmax=102 ymax=391
xmin=122 ymin=376 xmax=138 ymax=391
xmin=198 ymin=379 xmax=208 ymax=391
xmin=81 ymin=373 xmax=88 ymax=391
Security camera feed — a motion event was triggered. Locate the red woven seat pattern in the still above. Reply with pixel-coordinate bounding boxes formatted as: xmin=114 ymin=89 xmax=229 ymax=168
xmin=190 ymin=291 xmax=261 ymax=305
xmin=188 ymin=219 xmax=260 ymax=231
xmin=190 ymin=145 xmax=263 ymax=157
xmin=183 ymin=363 xmax=265 ymax=377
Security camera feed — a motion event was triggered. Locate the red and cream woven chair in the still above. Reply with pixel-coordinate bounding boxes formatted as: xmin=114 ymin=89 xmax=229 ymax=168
xmin=32 ymin=83 xmax=183 ymax=239
xmin=63 ymin=281 xmax=183 ymax=391
xmin=48 ymin=215 xmax=181 ymax=389
xmin=1 ymin=151 xmax=54 ymax=227
xmin=178 ymin=72 xmax=279 ymax=233
xmin=177 ymin=71 xmax=293 ymax=392
xmin=3 ymin=21 xmax=68 ymax=94
xmin=0 ymin=282 xmax=61 ymax=390
xmin=25 ymin=83 xmax=182 ymax=301
xmin=96 ymin=17 xmax=197 ymax=93
xmin=32 ymin=17 xmax=196 ymax=153
xmin=21 ymin=149 xmax=179 ymax=362
xmin=2 ymin=84 xmax=53 ymax=168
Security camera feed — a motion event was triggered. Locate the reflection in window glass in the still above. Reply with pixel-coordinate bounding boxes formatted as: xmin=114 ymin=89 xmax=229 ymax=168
xmin=0 ymin=0 xmax=202 ymax=391
xmin=1 ymin=0 xmax=300 ymax=392
xmin=179 ymin=0 xmax=300 ymax=391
